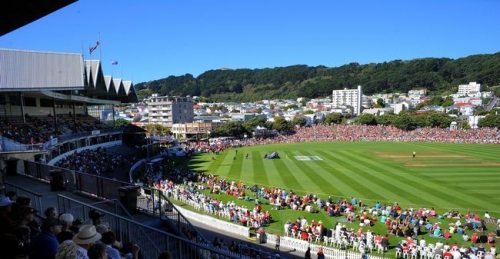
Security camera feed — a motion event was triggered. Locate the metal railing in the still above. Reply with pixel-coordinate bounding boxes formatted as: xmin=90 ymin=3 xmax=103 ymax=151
xmin=4 ymin=182 xmax=44 ymax=214
xmin=21 ymin=160 xmax=130 ymax=200
xmin=18 ymin=160 xmax=280 ymax=258
xmin=56 ymin=194 xmax=236 ymax=259
xmin=137 ymin=187 xmax=209 ymax=242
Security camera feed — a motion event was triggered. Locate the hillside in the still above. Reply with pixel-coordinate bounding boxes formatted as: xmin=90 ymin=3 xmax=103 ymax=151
xmin=134 ymin=52 xmax=500 ymax=102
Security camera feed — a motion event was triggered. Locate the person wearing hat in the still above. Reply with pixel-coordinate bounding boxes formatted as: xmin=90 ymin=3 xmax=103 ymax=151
xmin=73 ymin=224 xmax=102 ymax=259
xmin=57 ymin=213 xmax=75 ymax=243
xmin=30 ymin=217 xmax=63 ymax=259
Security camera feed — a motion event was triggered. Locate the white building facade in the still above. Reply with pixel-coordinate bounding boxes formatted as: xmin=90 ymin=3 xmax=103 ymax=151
xmin=457 ymin=82 xmax=481 ymax=96
xmin=146 ymin=94 xmax=193 ymax=127
xmin=332 ymin=85 xmax=362 ymax=116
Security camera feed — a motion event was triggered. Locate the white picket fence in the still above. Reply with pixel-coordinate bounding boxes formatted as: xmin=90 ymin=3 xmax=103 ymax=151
xmin=174 ymin=204 xmax=251 ymax=238
xmin=173 ymin=196 xmax=387 ymax=258
xmin=266 ymin=234 xmax=386 ymax=259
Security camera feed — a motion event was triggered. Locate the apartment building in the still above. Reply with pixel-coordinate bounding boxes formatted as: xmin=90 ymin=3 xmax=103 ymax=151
xmin=332 ymin=85 xmax=362 ymax=115
xmin=146 ymin=94 xmax=193 ymax=127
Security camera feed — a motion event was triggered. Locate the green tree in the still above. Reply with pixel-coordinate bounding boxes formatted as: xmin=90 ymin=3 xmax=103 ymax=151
xmin=375 ymin=98 xmax=386 ymax=108
xmin=478 ymin=114 xmax=500 ymax=128
xmin=272 ymin=116 xmax=291 ymax=132
xmin=428 ymin=96 xmax=444 ymax=106
xmin=355 ymin=113 xmax=377 ymax=125
xmin=376 ymin=112 xmax=396 ymax=125
xmin=325 ymin=113 xmax=343 ymax=125
xmin=474 ymin=107 xmax=488 ymax=116
xmin=242 ymin=116 xmax=267 ymax=133
xmin=425 ymin=112 xmax=453 ymax=128
xmin=292 ymin=115 xmax=307 ymax=127
xmin=115 ymin=118 xmax=130 ymax=127
xmin=459 ymin=120 xmax=471 ymax=130
xmin=442 ymin=96 xmax=454 ymax=107
xmin=303 ymin=110 xmax=315 ymax=114
xmin=214 ymin=121 xmax=245 ymax=137
xmin=394 ymin=113 xmax=416 ymax=130
xmin=494 ymin=87 xmax=500 ymax=97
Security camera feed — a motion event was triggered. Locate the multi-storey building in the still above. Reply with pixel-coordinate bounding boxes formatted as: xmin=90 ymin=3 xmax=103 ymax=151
xmin=457 ymin=82 xmax=481 ymax=96
xmin=146 ymin=94 xmax=193 ymax=127
xmin=332 ymin=85 xmax=362 ymax=115
xmin=171 ymin=122 xmax=218 ymax=139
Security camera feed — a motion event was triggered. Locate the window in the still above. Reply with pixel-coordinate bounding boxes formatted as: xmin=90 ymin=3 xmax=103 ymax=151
xmin=40 ymin=99 xmax=54 ymax=107
xmin=10 ymin=95 xmax=21 ymax=105
xmin=24 ymin=97 xmax=37 ymax=107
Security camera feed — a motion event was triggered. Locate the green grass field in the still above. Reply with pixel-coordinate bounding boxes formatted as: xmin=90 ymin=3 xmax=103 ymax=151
xmin=180 ymin=142 xmax=500 ymax=253
xmin=190 ymin=142 xmax=500 ymax=215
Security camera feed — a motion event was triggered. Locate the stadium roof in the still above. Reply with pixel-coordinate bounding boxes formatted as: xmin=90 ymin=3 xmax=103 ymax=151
xmin=0 ymin=49 xmax=85 ymax=91
xmin=1 ymin=0 xmax=77 ymax=36
xmin=0 ymin=48 xmax=138 ymax=103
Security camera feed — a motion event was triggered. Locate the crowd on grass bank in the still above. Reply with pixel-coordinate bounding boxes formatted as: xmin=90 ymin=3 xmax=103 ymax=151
xmin=175 ymin=125 xmax=500 ymax=156
xmin=332 ymin=125 xmax=500 ymax=144
xmin=141 ymin=160 xmax=500 ymax=258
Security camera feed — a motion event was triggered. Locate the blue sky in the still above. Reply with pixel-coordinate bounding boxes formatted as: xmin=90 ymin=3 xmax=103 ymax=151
xmin=1 ymin=0 xmax=499 ymax=83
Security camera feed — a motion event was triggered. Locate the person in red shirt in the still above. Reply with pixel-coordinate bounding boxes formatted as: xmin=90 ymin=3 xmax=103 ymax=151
xmin=471 ymin=232 xmax=479 ymax=243
xmin=443 ymin=250 xmax=452 ymax=258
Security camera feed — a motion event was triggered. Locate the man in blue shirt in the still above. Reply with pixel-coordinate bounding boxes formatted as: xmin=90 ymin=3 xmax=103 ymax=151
xmin=30 ymin=218 xmax=62 ymax=259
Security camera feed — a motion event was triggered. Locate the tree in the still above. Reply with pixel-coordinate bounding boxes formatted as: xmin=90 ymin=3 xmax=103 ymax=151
xmin=425 ymin=112 xmax=453 ymax=128
xmin=355 ymin=113 xmax=377 ymax=125
xmin=442 ymin=96 xmax=454 ymax=107
xmin=292 ymin=115 xmax=307 ymax=127
xmin=375 ymin=98 xmax=385 ymax=108
xmin=303 ymin=110 xmax=315 ymax=115
xmin=474 ymin=107 xmax=488 ymax=116
xmin=115 ymin=118 xmax=130 ymax=128
xmin=243 ymin=116 xmax=267 ymax=133
xmin=214 ymin=121 xmax=245 ymax=137
xmin=376 ymin=113 xmax=396 ymax=125
xmin=478 ymin=114 xmax=500 ymax=128
xmin=272 ymin=116 xmax=291 ymax=132
xmin=393 ymin=113 xmax=416 ymax=130
xmin=428 ymin=96 xmax=444 ymax=106
xmin=325 ymin=113 xmax=343 ymax=125
xmin=459 ymin=120 xmax=471 ymax=130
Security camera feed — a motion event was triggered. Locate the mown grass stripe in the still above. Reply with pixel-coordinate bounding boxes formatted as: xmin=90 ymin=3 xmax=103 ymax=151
xmin=251 ymin=151 xmax=269 ymax=185
xmin=297 ymin=150 xmax=355 ymax=198
xmin=281 ymin=150 xmax=333 ymax=195
xmin=336 ymin=151 xmax=434 ymax=206
xmin=278 ymin=151 xmax=323 ymax=194
xmin=238 ymin=151 xmax=255 ymax=183
xmin=262 ymin=155 xmax=286 ymax=188
xmin=206 ymin=151 xmax=228 ymax=173
xmin=215 ymin=150 xmax=238 ymax=176
xmin=312 ymin=150 xmax=364 ymax=197
xmin=355 ymin=151 xmax=494 ymax=210
xmin=315 ymin=150 xmax=384 ymax=201
xmin=226 ymin=151 xmax=243 ymax=182
xmin=272 ymin=155 xmax=304 ymax=192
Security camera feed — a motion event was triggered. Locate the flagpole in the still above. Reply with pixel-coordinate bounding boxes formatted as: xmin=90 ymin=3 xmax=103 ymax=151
xmin=99 ymin=32 xmax=102 ymax=62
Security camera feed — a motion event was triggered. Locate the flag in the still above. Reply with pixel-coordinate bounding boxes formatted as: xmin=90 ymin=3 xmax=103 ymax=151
xmin=89 ymin=41 xmax=100 ymax=54
xmin=111 ymin=60 xmax=118 ymax=65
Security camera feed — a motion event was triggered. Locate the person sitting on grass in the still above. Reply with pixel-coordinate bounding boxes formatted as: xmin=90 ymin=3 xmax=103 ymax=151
xmin=433 ymin=227 xmax=442 ymax=237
